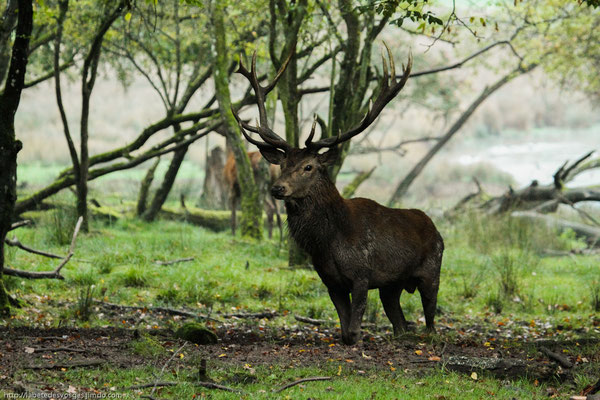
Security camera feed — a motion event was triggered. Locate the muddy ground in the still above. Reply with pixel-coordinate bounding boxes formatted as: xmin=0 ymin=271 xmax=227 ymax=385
xmin=1 ymin=306 xmax=599 ymax=397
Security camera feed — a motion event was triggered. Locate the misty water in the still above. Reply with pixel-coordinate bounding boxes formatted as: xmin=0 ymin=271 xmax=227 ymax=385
xmin=456 ymin=128 xmax=599 ymax=188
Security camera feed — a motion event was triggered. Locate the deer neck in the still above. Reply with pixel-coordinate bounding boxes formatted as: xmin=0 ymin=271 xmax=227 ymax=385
xmin=284 ymin=176 xmax=348 ymax=254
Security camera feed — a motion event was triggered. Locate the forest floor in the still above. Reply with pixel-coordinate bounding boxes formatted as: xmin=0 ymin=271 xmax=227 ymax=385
xmin=1 ymin=209 xmax=599 ymax=399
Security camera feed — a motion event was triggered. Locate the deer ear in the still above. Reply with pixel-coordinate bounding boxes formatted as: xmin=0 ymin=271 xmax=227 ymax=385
xmin=317 ymin=146 xmax=340 ymax=166
xmin=258 ymin=146 xmax=286 ymax=165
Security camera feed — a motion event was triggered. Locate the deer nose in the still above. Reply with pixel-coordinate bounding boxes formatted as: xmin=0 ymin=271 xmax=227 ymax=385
xmin=271 ymin=185 xmax=286 ymax=199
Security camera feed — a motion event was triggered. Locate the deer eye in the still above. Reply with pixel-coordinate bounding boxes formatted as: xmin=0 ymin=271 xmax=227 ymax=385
xmin=304 ymin=165 xmax=313 ymax=171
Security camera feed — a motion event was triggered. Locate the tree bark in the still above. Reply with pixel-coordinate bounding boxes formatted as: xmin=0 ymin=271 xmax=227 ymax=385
xmin=387 ymin=64 xmax=536 ymax=206
xmin=76 ymin=0 xmax=128 ymax=232
xmin=210 ymin=0 xmax=262 ymax=239
xmin=198 ymin=146 xmax=227 ymax=209
xmin=143 ymin=144 xmax=189 ymax=221
xmin=0 ymin=0 xmax=32 ymax=315
xmin=136 ymin=157 xmax=160 ymax=217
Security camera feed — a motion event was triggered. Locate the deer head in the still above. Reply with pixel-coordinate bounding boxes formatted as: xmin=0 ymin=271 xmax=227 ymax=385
xmin=231 ymin=45 xmax=412 ymax=200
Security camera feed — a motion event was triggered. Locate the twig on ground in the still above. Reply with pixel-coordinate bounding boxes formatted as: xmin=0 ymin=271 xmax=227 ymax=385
xmin=125 ymin=382 xmax=178 ymax=390
xmin=197 ymin=381 xmax=242 ymax=393
xmin=274 ymin=377 xmax=331 ymax=393
xmin=25 ymin=360 xmax=105 ymax=369
xmin=294 ymin=315 xmax=327 ymax=326
xmin=3 ymin=217 xmax=83 ymax=280
xmin=154 ymin=257 xmax=195 ymax=266
xmin=95 ymin=300 xmax=221 ymax=322
xmin=540 ymin=346 xmax=573 ymax=368
xmin=150 ymin=344 xmax=187 ymax=397
xmin=33 ymin=347 xmax=86 ymax=353
xmin=221 ymin=311 xmax=277 ymax=319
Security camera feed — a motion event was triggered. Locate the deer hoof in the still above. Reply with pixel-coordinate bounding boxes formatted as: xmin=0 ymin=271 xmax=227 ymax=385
xmin=342 ymin=330 xmax=360 ymax=345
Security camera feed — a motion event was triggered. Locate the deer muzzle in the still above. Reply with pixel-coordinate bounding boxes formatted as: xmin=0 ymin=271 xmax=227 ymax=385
xmin=271 ymin=185 xmax=287 ymax=199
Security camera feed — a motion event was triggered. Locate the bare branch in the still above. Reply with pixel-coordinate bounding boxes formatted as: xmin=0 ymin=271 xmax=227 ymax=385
xmin=3 ymin=217 xmax=83 ymax=280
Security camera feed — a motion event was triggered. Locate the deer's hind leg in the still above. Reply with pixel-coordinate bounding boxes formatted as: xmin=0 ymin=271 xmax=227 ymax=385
xmin=417 ymin=250 xmax=442 ymax=333
xmin=379 ymin=286 xmax=409 ymax=336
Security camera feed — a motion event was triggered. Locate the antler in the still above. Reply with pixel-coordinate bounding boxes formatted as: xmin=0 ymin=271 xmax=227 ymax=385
xmin=231 ymin=51 xmax=293 ymax=152
xmin=306 ymin=43 xmax=412 ymax=150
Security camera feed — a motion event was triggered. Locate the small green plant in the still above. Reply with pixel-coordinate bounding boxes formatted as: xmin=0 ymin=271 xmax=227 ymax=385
xmin=96 ymin=258 xmax=114 ymax=274
xmin=364 ymin=292 xmax=381 ymax=325
xmin=156 ymin=285 xmax=181 ymax=303
xmin=492 ymin=252 xmax=520 ymax=298
xmin=485 ymin=291 xmax=503 ymax=314
xmin=254 ymin=283 xmax=274 ymax=300
xmin=74 ymin=284 xmax=95 ymax=321
xmin=119 ymin=267 xmax=149 ymax=287
xmin=590 ymin=281 xmax=600 ymax=312
xmin=130 ymin=334 xmax=164 ymax=357
xmin=68 ymin=267 xmax=99 ymax=286
xmin=42 ymin=205 xmax=78 ymax=246
xmin=460 ymin=271 xmax=482 ymax=299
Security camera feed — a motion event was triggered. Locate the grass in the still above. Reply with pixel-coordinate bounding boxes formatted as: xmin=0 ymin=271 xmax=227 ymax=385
xmin=4 ymin=209 xmax=598 ymax=327
xmin=1 ymin=207 xmax=599 ymax=398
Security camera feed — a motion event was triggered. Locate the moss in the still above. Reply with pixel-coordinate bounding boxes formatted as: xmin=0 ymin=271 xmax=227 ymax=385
xmin=175 ymin=322 xmax=218 ymax=345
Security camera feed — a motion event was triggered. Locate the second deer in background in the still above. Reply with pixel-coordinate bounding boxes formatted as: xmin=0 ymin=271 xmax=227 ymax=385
xmin=223 ymin=151 xmax=282 ymax=239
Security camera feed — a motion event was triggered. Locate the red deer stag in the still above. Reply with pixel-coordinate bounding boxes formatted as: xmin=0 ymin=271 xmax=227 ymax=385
xmin=223 ymin=150 xmax=282 ymax=238
xmin=231 ymin=47 xmax=444 ymax=345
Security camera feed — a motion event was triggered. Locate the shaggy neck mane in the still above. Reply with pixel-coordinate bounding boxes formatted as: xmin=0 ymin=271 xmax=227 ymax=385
xmin=284 ymin=173 xmax=349 ymax=255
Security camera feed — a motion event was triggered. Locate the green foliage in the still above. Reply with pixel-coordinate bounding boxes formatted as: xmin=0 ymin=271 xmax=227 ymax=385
xmin=357 ymin=0 xmax=443 ymax=27
xmin=511 ymin=0 xmax=600 ymax=102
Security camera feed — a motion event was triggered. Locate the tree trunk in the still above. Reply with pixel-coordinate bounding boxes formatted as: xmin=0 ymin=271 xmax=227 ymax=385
xmin=198 ymin=146 xmax=227 ymax=209
xmin=143 ymin=144 xmax=189 ymax=221
xmin=387 ymin=64 xmax=536 ymax=206
xmin=136 ymin=157 xmax=160 ymax=216
xmin=210 ymin=0 xmax=262 ymax=239
xmin=0 ymin=0 xmax=32 ymax=315
xmin=77 ymin=0 xmax=128 ymax=231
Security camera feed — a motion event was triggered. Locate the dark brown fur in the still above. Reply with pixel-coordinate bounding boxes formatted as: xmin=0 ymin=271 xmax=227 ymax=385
xmin=266 ymin=148 xmax=443 ymax=345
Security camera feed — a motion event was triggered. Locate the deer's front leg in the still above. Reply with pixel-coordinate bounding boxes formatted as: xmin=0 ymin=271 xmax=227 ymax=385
xmin=346 ymin=279 xmax=369 ymax=345
xmin=327 ymin=288 xmax=350 ymax=339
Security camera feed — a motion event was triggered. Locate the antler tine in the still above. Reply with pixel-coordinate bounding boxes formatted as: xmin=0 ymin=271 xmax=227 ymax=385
xmin=305 ymin=114 xmax=318 ymax=147
xmin=383 ymin=41 xmax=395 ymax=83
xmin=308 ymin=47 xmax=412 ymax=151
xmin=230 ymin=106 xmax=271 ymax=148
xmin=381 ymin=49 xmax=389 ymax=89
xmin=264 ymin=49 xmax=294 ymax=94
xmin=234 ymin=51 xmax=291 ymax=152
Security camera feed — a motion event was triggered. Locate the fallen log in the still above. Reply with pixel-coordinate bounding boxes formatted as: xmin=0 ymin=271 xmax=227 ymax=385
xmin=511 ymin=211 xmax=600 ymax=246
xmin=159 ymin=207 xmax=230 ymax=232
xmin=444 ymin=355 xmax=558 ymax=380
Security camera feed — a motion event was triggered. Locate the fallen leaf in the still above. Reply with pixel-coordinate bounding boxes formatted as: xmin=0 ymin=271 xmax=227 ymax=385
xmin=471 ymin=372 xmax=478 ymax=380
xmin=428 ymin=356 xmax=441 ymax=361
xmin=415 ymin=350 xmax=423 ymax=355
